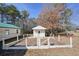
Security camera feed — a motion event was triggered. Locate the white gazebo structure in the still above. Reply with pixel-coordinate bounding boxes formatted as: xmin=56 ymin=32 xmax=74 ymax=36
xmin=32 ymin=25 xmax=46 ymax=37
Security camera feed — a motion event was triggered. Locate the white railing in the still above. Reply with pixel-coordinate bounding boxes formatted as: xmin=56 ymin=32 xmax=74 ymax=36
xmin=25 ymin=36 xmax=73 ymax=49
xmin=2 ymin=34 xmax=73 ymax=49
xmin=2 ymin=34 xmax=24 ymax=49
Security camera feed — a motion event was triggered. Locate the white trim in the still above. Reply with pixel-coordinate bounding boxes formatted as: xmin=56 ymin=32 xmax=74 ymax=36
xmin=32 ymin=26 xmax=46 ymax=30
xmin=3 ymin=35 xmax=73 ymax=49
xmin=3 ymin=44 xmax=72 ymax=49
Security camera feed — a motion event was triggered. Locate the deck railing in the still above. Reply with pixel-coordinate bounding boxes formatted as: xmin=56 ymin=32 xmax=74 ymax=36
xmin=2 ymin=34 xmax=73 ymax=49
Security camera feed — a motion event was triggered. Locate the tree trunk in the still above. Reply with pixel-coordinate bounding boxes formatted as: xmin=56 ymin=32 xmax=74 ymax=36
xmin=11 ymin=18 xmax=15 ymax=25
xmin=6 ymin=16 xmax=9 ymax=23
xmin=1 ymin=14 xmax=4 ymax=23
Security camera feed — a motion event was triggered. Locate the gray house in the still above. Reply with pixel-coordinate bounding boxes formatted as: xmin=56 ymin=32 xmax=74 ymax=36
xmin=0 ymin=23 xmax=21 ymax=41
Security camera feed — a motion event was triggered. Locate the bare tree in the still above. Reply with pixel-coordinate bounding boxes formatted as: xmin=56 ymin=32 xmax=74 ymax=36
xmin=35 ymin=3 xmax=65 ymax=29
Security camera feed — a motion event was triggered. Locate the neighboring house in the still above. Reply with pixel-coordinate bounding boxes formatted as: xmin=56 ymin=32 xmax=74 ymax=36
xmin=76 ymin=27 xmax=79 ymax=32
xmin=32 ymin=25 xmax=46 ymax=37
xmin=0 ymin=23 xmax=21 ymax=41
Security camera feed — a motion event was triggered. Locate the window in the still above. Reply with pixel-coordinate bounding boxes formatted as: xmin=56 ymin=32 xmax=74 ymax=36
xmin=38 ymin=31 xmax=40 ymax=33
xmin=6 ymin=30 xmax=9 ymax=35
xmin=16 ymin=29 xmax=18 ymax=34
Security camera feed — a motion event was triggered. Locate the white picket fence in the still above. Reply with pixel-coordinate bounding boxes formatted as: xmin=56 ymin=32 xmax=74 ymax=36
xmin=2 ymin=34 xmax=73 ymax=49
xmin=25 ymin=36 xmax=73 ymax=49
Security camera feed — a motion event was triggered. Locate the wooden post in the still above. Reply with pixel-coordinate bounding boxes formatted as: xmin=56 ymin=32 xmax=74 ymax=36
xmin=70 ymin=36 xmax=72 ymax=48
xmin=37 ymin=37 xmax=40 ymax=48
xmin=48 ymin=37 xmax=50 ymax=48
xmin=23 ymin=34 xmax=24 ymax=39
xmin=17 ymin=34 xmax=19 ymax=41
xmin=26 ymin=37 xmax=27 ymax=47
xmin=37 ymin=38 xmax=39 ymax=48
xmin=39 ymin=38 xmax=40 ymax=47
xmin=38 ymin=37 xmax=40 ymax=47
xmin=2 ymin=39 xmax=5 ymax=49
xmin=58 ymin=35 xmax=60 ymax=41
